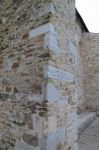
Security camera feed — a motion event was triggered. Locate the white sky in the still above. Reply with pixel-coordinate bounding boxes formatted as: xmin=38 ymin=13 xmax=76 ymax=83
xmin=76 ymin=0 xmax=99 ymax=33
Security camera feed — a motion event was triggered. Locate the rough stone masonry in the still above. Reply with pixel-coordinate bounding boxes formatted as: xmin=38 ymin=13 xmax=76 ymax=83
xmin=0 ymin=0 xmax=99 ymax=150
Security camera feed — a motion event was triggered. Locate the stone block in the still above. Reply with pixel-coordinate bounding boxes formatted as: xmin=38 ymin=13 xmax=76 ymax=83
xmin=29 ymin=23 xmax=54 ymax=39
xmin=44 ymin=32 xmax=60 ymax=53
xmin=23 ymin=133 xmax=38 ymax=147
xmin=15 ymin=141 xmax=40 ymax=150
xmin=48 ymin=116 xmax=57 ymax=132
xmin=47 ymin=127 xmax=65 ymax=150
xmin=45 ymin=83 xmax=60 ymax=102
xmin=67 ymin=126 xmax=77 ymax=146
xmin=44 ymin=65 xmax=74 ymax=83
xmin=32 ymin=114 xmax=44 ymax=135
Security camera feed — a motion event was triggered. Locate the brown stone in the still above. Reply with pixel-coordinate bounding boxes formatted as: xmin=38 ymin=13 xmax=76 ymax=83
xmin=12 ymin=63 xmax=19 ymax=68
xmin=0 ymin=93 xmax=9 ymax=101
xmin=13 ymin=87 xmax=19 ymax=93
xmin=5 ymin=86 xmax=12 ymax=92
xmin=23 ymin=133 xmax=38 ymax=147
xmin=31 ymin=84 xmax=41 ymax=94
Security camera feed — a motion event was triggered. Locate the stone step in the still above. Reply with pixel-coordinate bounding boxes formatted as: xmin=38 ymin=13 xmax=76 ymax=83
xmin=77 ymin=112 xmax=96 ymax=138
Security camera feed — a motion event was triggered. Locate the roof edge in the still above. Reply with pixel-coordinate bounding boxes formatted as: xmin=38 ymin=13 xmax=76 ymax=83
xmin=76 ymin=9 xmax=89 ymax=32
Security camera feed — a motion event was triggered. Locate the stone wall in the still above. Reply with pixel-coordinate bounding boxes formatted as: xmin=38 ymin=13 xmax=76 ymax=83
xmin=46 ymin=1 xmax=78 ymax=149
xmin=80 ymin=33 xmax=99 ymax=113
xmin=0 ymin=0 xmax=79 ymax=150
xmin=75 ymin=18 xmax=86 ymax=113
xmin=0 ymin=0 xmax=51 ymax=149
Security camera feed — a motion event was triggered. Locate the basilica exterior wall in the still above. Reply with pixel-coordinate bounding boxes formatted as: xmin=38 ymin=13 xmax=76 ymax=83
xmin=1 ymin=0 xmax=98 ymax=149
xmin=0 ymin=0 xmax=78 ymax=150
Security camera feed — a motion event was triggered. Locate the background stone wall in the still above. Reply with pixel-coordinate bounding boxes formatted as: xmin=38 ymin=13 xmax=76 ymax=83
xmin=75 ymin=18 xmax=86 ymax=113
xmin=80 ymin=33 xmax=99 ymax=113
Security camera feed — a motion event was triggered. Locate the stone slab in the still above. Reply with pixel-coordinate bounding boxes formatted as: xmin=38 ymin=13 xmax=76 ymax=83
xmin=15 ymin=141 xmax=40 ymax=150
xmin=29 ymin=23 xmax=54 ymax=38
xmin=44 ymin=32 xmax=60 ymax=53
xmin=67 ymin=126 xmax=77 ymax=146
xmin=69 ymin=41 xmax=77 ymax=56
xmin=45 ymin=83 xmax=60 ymax=102
xmin=48 ymin=115 xmax=57 ymax=132
xmin=47 ymin=127 xmax=65 ymax=150
xmin=29 ymin=23 xmax=60 ymax=53
xmin=44 ymin=65 xmax=74 ymax=83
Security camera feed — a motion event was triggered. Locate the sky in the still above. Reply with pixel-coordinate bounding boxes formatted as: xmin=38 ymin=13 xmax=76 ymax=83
xmin=76 ymin=0 xmax=99 ymax=33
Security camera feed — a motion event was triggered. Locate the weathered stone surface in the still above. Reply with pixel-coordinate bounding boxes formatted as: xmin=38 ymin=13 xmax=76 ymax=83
xmin=15 ymin=141 xmax=40 ymax=150
xmin=1 ymin=0 xmax=97 ymax=149
xmin=78 ymin=118 xmax=99 ymax=150
xmin=23 ymin=133 xmax=38 ymax=146
xmin=45 ymin=83 xmax=60 ymax=102
xmin=44 ymin=65 xmax=74 ymax=83
xmin=30 ymin=2 xmax=55 ymax=21
xmin=47 ymin=127 xmax=65 ymax=150
xmin=0 ymin=93 xmax=9 ymax=101
xmin=80 ymin=33 xmax=99 ymax=113
xmin=29 ymin=23 xmax=54 ymax=39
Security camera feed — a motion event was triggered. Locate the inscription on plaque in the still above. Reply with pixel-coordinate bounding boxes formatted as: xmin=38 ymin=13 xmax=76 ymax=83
xmin=44 ymin=66 xmax=74 ymax=83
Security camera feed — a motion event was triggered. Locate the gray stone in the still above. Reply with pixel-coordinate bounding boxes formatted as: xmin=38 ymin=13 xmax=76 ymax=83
xmin=45 ymin=83 xmax=60 ymax=102
xmin=29 ymin=23 xmax=54 ymax=38
xmin=15 ymin=141 xmax=40 ymax=150
xmin=44 ymin=32 xmax=60 ymax=53
xmin=47 ymin=127 xmax=65 ymax=150
xmin=44 ymin=65 xmax=74 ymax=83
xmin=23 ymin=133 xmax=38 ymax=147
